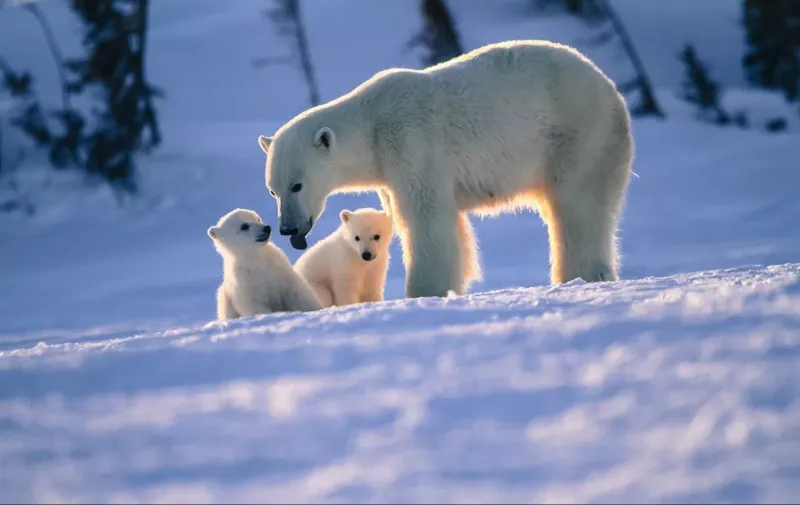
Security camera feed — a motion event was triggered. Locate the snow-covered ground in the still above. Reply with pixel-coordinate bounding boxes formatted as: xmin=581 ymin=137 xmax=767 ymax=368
xmin=2 ymin=264 xmax=800 ymax=503
xmin=1 ymin=0 xmax=799 ymax=503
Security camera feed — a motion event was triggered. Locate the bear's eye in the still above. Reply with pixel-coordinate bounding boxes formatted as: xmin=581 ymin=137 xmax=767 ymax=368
xmin=354 ymin=236 xmax=360 ymax=242
xmin=290 ymin=183 xmax=303 ymax=193
xmin=373 ymin=234 xmax=380 ymax=241
xmin=240 ymin=223 xmax=250 ymax=231
xmin=269 ymin=190 xmax=276 ymax=198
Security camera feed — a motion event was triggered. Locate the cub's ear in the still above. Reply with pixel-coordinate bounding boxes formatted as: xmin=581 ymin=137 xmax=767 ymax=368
xmin=314 ymin=126 xmax=334 ymax=150
xmin=258 ymin=135 xmax=273 ymax=154
xmin=339 ymin=209 xmax=351 ymax=223
xmin=207 ymin=226 xmax=220 ymax=239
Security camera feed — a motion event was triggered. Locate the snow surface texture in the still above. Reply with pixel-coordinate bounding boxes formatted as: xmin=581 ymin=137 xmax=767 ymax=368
xmin=2 ymin=264 xmax=800 ymax=503
xmin=1 ymin=0 xmax=799 ymax=503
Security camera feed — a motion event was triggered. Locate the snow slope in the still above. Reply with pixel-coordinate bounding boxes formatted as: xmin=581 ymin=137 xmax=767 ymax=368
xmin=2 ymin=264 xmax=800 ymax=503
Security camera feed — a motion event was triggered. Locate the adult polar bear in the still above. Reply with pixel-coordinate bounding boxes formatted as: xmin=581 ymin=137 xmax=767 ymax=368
xmin=259 ymin=40 xmax=633 ymax=298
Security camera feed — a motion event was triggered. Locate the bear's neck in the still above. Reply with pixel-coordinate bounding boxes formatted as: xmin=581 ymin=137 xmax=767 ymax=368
xmin=222 ymin=246 xmax=279 ymax=274
xmin=315 ymin=94 xmax=383 ymax=191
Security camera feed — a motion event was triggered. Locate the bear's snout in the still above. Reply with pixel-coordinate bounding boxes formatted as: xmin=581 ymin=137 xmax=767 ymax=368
xmin=361 ymin=251 xmax=374 ymax=261
xmin=255 ymin=225 xmax=272 ymax=242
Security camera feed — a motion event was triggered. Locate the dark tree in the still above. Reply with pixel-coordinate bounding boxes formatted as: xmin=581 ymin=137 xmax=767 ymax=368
xmin=63 ymin=0 xmax=162 ymax=192
xmin=0 ymin=57 xmax=51 ymax=149
xmin=677 ymin=43 xmax=729 ymax=125
xmin=1 ymin=0 xmax=162 ymax=194
xmin=742 ymin=0 xmax=800 ymax=103
xmin=408 ymin=0 xmax=464 ymax=66
xmin=266 ymin=0 xmax=321 ymax=107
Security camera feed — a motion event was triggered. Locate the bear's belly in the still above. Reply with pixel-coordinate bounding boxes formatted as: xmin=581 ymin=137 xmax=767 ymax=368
xmin=453 ymin=165 xmax=544 ymax=213
xmin=454 ymin=180 xmax=507 ymax=211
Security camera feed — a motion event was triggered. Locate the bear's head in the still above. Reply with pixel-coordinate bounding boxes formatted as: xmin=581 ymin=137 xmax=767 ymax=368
xmin=259 ymin=119 xmax=353 ymax=251
xmin=339 ymin=208 xmax=393 ymax=263
xmin=208 ymin=208 xmax=272 ymax=259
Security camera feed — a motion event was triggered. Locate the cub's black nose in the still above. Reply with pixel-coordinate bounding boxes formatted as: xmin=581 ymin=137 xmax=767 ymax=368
xmin=263 ymin=225 xmax=271 ymax=233
xmin=361 ymin=252 xmax=373 ymax=261
xmin=280 ymin=225 xmax=298 ymax=236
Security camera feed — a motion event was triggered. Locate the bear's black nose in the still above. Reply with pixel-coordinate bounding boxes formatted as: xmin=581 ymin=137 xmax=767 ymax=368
xmin=280 ymin=225 xmax=298 ymax=236
xmin=361 ymin=252 xmax=373 ymax=261
xmin=263 ymin=225 xmax=271 ymax=233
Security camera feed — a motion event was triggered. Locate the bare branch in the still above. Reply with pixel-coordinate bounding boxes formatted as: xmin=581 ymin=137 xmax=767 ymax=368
xmin=594 ymin=0 xmax=664 ymax=117
xmin=23 ymin=2 xmax=71 ymax=111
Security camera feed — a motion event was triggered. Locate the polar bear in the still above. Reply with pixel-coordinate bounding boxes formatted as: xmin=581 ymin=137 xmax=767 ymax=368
xmin=259 ymin=40 xmax=633 ymax=298
xmin=294 ymin=208 xmax=393 ymax=307
xmin=208 ymin=208 xmax=322 ymax=320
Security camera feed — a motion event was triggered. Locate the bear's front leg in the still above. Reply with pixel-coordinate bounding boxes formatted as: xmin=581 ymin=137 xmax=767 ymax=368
xmin=216 ymin=285 xmax=240 ymax=320
xmin=393 ymin=185 xmax=465 ymax=298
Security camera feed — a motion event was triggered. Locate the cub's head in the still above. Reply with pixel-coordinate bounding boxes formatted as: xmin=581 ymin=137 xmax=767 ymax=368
xmin=339 ymin=208 xmax=393 ymax=262
xmin=259 ymin=119 xmax=348 ymax=251
xmin=207 ymin=208 xmax=272 ymax=258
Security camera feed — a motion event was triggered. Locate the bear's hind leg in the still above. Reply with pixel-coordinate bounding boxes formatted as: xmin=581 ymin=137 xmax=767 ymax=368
xmin=457 ymin=211 xmax=482 ymax=291
xmin=540 ymin=191 xmax=619 ymax=285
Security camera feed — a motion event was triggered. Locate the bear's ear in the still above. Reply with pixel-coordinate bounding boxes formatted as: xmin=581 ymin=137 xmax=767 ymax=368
xmin=314 ymin=127 xmax=334 ymax=150
xmin=339 ymin=209 xmax=351 ymax=223
xmin=207 ymin=226 xmax=220 ymax=239
xmin=258 ymin=135 xmax=273 ymax=154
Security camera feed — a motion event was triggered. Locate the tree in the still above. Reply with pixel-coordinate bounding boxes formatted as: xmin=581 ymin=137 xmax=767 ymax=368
xmin=265 ymin=0 xmax=321 ymax=107
xmin=677 ymin=43 xmax=729 ymax=125
xmin=742 ymin=0 xmax=800 ymax=103
xmin=1 ymin=0 xmax=162 ymax=194
xmin=408 ymin=0 xmax=464 ymax=66
xmin=0 ymin=57 xmax=51 ymax=149
xmin=64 ymin=0 xmax=162 ymax=192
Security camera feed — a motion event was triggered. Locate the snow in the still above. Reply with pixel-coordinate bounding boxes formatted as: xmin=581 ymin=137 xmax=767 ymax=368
xmin=2 ymin=264 xmax=800 ymax=503
xmin=1 ymin=0 xmax=799 ymax=502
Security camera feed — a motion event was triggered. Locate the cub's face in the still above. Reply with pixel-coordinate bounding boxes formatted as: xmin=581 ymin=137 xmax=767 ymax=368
xmin=340 ymin=208 xmax=393 ymax=262
xmin=208 ymin=209 xmax=272 ymax=256
xmin=259 ymin=125 xmax=338 ymax=251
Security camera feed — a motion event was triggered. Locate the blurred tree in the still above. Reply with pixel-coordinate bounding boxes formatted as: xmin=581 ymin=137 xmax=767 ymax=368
xmin=266 ymin=0 xmax=321 ymax=106
xmin=677 ymin=43 xmax=730 ymax=125
xmin=532 ymin=0 xmax=664 ymax=117
xmin=408 ymin=0 xmax=464 ymax=66
xmin=0 ymin=57 xmax=51 ymax=149
xmin=742 ymin=0 xmax=800 ymax=103
xmin=63 ymin=0 xmax=162 ymax=193
xmin=1 ymin=0 xmax=162 ymax=195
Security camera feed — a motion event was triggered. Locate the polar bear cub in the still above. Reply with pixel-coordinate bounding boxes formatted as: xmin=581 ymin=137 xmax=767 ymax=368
xmin=208 ymin=208 xmax=322 ymax=320
xmin=295 ymin=207 xmax=393 ymax=307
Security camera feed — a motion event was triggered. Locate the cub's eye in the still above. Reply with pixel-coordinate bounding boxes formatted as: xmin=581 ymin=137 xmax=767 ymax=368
xmin=240 ymin=223 xmax=250 ymax=231
xmin=373 ymin=234 xmax=380 ymax=241
xmin=290 ymin=183 xmax=303 ymax=193
xmin=354 ymin=236 xmax=360 ymax=242
xmin=269 ymin=190 xmax=276 ymax=198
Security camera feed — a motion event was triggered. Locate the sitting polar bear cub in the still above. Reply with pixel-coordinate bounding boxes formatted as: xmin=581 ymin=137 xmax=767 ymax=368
xmin=208 ymin=208 xmax=322 ymax=320
xmin=295 ymin=207 xmax=393 ymax=307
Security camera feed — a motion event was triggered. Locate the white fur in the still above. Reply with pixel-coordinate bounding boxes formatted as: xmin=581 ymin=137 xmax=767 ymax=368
xmin=260 ymin=40 xmax=633 ymax=298
xmin=208 ymin=208 xmax=322 ymax=320
xmin=294 ymin=208 xmax=393 ymax=307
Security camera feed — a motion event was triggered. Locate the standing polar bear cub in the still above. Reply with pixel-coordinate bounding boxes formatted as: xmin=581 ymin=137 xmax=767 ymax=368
xmin=295 ymin=208 xmax=393 ymax=307
xmin=208 ymin=208 xmax=322 ymax=320
xmin=259 ymin=40 xmax=633 ymax=298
